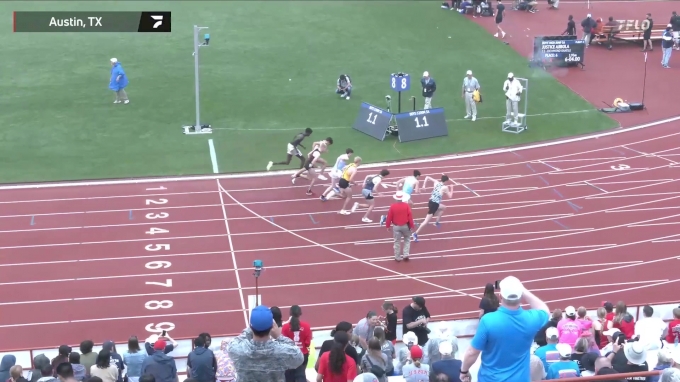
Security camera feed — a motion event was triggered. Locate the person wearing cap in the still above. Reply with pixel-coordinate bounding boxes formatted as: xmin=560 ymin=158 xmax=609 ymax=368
xmin=650 ymin=348 xmax=673 ymax=382
xmin=659 ymin=347 xmax=680 ymax=381
xmin=462 ymin=71 xmax=480 ymax=121
xmin=430 ymin=341 xmax=462 ymax=382
xmin=403 ymin=297 xmax=431 ymax=346
xmin=140 ymin=339 xmax=177 ymax=382
xmin=546 ymin=343 xmax=580 ymax=379
xmin=611 ymin=341 xmax=650 ymax=378
xmin=535 ymin=327 xmax=560 ymax=372
xmin=420 ymin=71 xmax=436 ymax=110
xmin=502 ymin=73 xmax=523 ymax=126
xmin=353 ymin=373 xmax=379 ymax=382
xmin=384 ymin=191 xmax=415 ymax=262
xmin=459 ymin=276 xmax=550 ymax=382
xmin=228 ymin=305 xmax=303 ymax=381
xmin=109 ymin=58 xmax=129 ymax=104
xmin=423 ymin=322 xmax=458 ymax=365
xmin=662 ymin=23 xmax=674 ymax=68
xmin=557 ymin=306 xmax=583 ymax=348
xmin=401 ymin=346 xmax=429 ymax=382
xmin=581 ymin=14 xmax=596 ymax=47
xmin=144 ymin=333 xmax=178 ymax=356
xmin=395 ymin=332 xmax=419 ymax=375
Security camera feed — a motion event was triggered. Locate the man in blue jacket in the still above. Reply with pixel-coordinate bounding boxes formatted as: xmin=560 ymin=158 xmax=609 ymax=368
xmin=109 ymin=58 xmax=129 ymax=104
xmin=141 ymin=340 xmax=178 ymax=382
xmin=186 ymin=336 xmax=216 ymax=382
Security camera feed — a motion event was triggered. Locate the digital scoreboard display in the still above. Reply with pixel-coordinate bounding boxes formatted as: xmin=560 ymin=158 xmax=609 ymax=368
xmin=533 ymin=36 xmax=585 ymax=68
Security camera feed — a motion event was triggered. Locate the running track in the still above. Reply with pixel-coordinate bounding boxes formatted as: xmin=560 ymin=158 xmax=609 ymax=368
xmin=1 ymin=119 xmax=680 ymax=351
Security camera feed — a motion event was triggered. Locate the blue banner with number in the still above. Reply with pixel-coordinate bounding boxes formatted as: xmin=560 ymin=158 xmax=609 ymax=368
xmin=390 ymin=73 xmax=410 ymax=92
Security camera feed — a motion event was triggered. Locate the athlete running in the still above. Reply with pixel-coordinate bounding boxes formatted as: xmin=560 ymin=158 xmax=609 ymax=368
xmin=337 ymin=157 xmax=363 ymax=215
xmin=395 ymin=170 xmax=422 ymax=206
xmin=291 ymin=137 xmax=333 ymax=186
xmin=351 ymin=169 xmax=390 ymax=223
xmin=412 ymin=175 xmax=453 ymax=242
xmin=266 ymin=128 xmax=312 ymax=170
xmin=321 ymin=148 xmax=354 ymax=201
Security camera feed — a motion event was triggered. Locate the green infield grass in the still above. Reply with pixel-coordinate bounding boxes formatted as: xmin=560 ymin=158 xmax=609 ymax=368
xmin=0 ymin=1 xmax=617 ymax=183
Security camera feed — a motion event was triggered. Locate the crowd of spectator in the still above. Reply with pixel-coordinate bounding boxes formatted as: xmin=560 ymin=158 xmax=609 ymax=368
xmin=2 ymin=279 xmax=679 ymax=382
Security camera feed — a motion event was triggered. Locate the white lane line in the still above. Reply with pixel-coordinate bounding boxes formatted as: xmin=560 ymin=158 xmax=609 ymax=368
xmin=538 ymin=161 xmax=561 ymax=171
xmin=584 ymin=181 xmax=608 ymax=193
xmin=652 ymin=239 xmax=680 ymax=243
xmin=208 ymin=139 xmax=219 ymax=174
xmin=589 ymin=191 xmax=680 ymax=200
xmin=608 ymin=206 xmax=680 ymax=213
xmin=452 ymin=261 xmax=642 ymax=276
xmin=550 ymin=169 xmax=650 ymax=174
xmin=343 ymin=214 xmax=574 ymax=230
xmin=629 ymin=222 xmax=680 ymax=228
xmin=217 ymin=179 xmax=248 ymax=327
xmin=566 ymin=179 xmax=676 ymax=186
xmin=0 ymin=191 xmax=218 ymax=205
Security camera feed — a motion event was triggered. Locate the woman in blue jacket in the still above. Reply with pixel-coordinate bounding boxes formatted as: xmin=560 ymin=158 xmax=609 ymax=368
xmin=109 ymin=58 xmax=129 ymax=104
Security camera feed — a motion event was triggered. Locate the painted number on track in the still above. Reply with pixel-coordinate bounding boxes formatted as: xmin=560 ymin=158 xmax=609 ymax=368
xmin=145 ymin=186 xmax=167 ymax=191
xmin=145 ymin=244 xmax=170 ymax=251
xmin=145 ymin=322 xmax=175 ymax=334
xmin=146 ymin=227 xmax=169 ymax=235
xmin=146 ymin=279 xmax=173 ymax=287
xmin=611 ymin=164 xmax=630 ymax=170
xmin=145 ymin=300 xmax=173 ymax=310
xmin=146 ymin=199 xmax=168 ymax=205
xmin=145 ymin=261 xmax=172 ymax=269
xmin=146 ymin=212 xmax=169 ymax=219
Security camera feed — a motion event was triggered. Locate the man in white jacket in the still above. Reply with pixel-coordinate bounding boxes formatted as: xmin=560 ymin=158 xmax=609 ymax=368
xmin=503 ymin=72 xmax=524 ymax=125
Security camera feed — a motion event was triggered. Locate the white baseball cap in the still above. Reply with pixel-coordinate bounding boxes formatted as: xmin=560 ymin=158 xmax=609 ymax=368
xmin=668 ymin=24 xmax=673 ymax=28
xmin=546 ymin=327 xmax=559 ymax=340
xmin=423 ymin=71 xmax=429 ymax=77
xmin=110 ymin=58 xmax=118 ymax=63
xmin=439 ymin=341 xmax=454 ymax=355
xmin=354 ymin=373 xmax=379 ymax=382
xmin=466 ymin=70 xmax=472 ymax=75
xmin=403 ymin=331 xmax=418 ymax=345
xmin=556 ymin=343 xmax=573 ymax=357
xmin=587 ymin=13 xmax=592 ymax=17
xmin=507 ymin=72 xmax=514 ymax=78
xmin=393 ymin=191 xmax=405 ymax=201
xmin=499 ymin=276 xmax=523 ymax=301
xmin=565 ymin=306 xmax=576 ymax=316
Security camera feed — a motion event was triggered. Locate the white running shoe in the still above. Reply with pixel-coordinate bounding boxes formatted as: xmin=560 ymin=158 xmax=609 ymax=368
xmin=266 ymin=161 xmax=273 ymax=171
xmin=291 ymin=177 xmax=296 ymax=184
xmin=124 ymin=100 xmax=130 ymax=104
xmin=114 ymin=100 xmax=121 ymax=104
xmin=346 ymin=96 xmax=350 ymax=100
xmin=472 ymin=116 xmax=476 ymax=121
xmin=351 ymin=202 xmax=359 ymax=212
xmin=502 ymin=31 xmax=506 ymax=38
xmin=464 ymin=115 xmax=470 ymax=119
xmin=339 ymin=210 xmax=350 ymax=215
xmin=494 ymin=33 xmax=499 ymax=37
xmin=362 ymin=217 xmax=372 ymax=223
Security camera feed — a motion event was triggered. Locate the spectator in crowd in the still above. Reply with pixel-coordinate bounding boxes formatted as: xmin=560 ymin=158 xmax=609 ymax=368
xmin=317 ymin=322 xmax=360 ymax=371
xmin=282 ymin=305 xmax=312 ymax=382
xmin=430 ymin=342 xmax=462 ymax=382
xmin=611 ymin=341 xmax=650 ymax=379
xmin=535 ymin=327 xmax=560 ymax=372
xmin=595 ymin=307 xmax=607 ymax=349
xmin=102 ymin=342 xmax=124 ymax=382
xmin=187 ymin=336 xmax=216 ymax=382
xmin=228 ymin=305 xmax=303 ymax=382
xmin=424 ymin=323 xmax=457 ymax=365
xmin=69 ymin=353 xmax=86 ymax=382
xmin=79 ymin=342 xmax=98 ymax=374
xmin=90 ymin=350 xmax=118 ymax=382
xmin=396 ymin=332 xmax=419 ymax=375
xmin=379 ymin=301 xmax=398 ymax=345
xmin=478 ymin=283 xmax=500 ymax=317
xmin=580 ymin=352 xmax=599 ymax=377
xmin=141 ymin=340 xmax=178 ymax=382
xmin=571 ymin=337 xmax=591 ymax=371
xmin=608 ymin=301 xmax=636 ymax=339
xmin=650 ymin=348 xmax=674 ymax=382
xmin=636 ymin=305 xmax=667 ymax=350
xmin=355 ymin=311 xmax=381 ymax=348
xmin=349 ymin=335 xmax=367 ymax=364
xmin=660 ymin=348 xmax=680 ymax=382
xmin=0 ymin=356 xmax=16 ymax=382
xmin=576 ymin=307 xmax=595 ymax=340
xmin=138 ymin=375 xmax=154 ymax=382
xmin=546 ymin=343 xmax=580 ymax=379
xmin=31 ymin=355 xmax=51 ymax=382
xmin=123 ymin=336 xmax=147 ymax=382
xmin=360 ymin=339 xmax=389 ymax=382
xmin=595 ymin=356 xmax=617 ymax=375
xmin=558 ymin=306 xmax=583 ymax=348
xmin=535 ymin=309 xmax=562 ymax=347
xmin=271 ymin=307 xmax=284 ymax=328
xmin=353 ymin=373 xmax=379 ymax=382
xmin=37 ymin=366 xmax=57 ymax=382
xmin=373 ymin=327 xmax=395 ymax=376
xmin=56 ymin=363 xmax=77 ymax=382
xmin=316 ymin=331 xmax=357 ymax=382
xmin=402 ymin=346 xmax=429 ymax=382
xmin=601 ymin=329 xmax=622 ymax=355
xmin=459 ymin=276 xmax=549 ymax=382
xmin=214 ymin=339 xmax=236 ymax=382
xmin=198 ymin=333 xmax=212 ymax=350
xmin=665 ymin=308 xmax=680 ymax=345
xmin=10 ymin=365 xmax=29 ymax=382
xmin=144 ymin=334 xmax=177 ymax=356
xmin=604 ymin=302 xmax=616 ymax=320
xmin=52 ymin=347 xmax=72 ymax=377
xmin=529 ymin=354 xmax=545 ymax=381
xmin=403 ymin=296 xmax=431 ymax=346
xmin=88 ymin=378 xmax=103 ymax=382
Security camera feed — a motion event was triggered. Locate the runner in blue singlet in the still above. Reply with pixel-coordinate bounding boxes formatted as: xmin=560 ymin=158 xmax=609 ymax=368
xmin=396 ymin=170 xmax=422 ymax=206
xmin=349 ymin=169 xmax=390 ymax=223
xmin=321 ymin=148 xmax=354 ymax=201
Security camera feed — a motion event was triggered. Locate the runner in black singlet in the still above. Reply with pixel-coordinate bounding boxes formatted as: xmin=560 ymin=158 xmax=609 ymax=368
xmin=267 ymin=128 xmax=313 ymax=170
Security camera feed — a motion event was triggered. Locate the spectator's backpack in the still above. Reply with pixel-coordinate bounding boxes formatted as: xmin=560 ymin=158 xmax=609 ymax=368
xmin=365 ymin=356 xmax=386 ymax=378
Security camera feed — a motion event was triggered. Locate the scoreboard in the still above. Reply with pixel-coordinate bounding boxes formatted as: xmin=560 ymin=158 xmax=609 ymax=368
xmin=532 ymin=36 xmax=585 ymax=68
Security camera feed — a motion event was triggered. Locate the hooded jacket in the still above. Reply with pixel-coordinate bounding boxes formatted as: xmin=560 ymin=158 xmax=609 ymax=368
xmin=109 ymin=62 xmax=129 ymax=92
xmin=227 ymin=328 xmax=303 ymax=382
xmin=71 ymin=363 xmax=87 ymax=382
xmin=140 ymin=351 xmax=177 ymax=382
xmin=30 ymin=355 xmax=51 ymax=382
xmin=187 ymin=347 xmax=216 ymax=382
xmin=613 ymin=313 xmax=635 ymax=339
xmin=0 ymin=355 xmax=16 ymax=382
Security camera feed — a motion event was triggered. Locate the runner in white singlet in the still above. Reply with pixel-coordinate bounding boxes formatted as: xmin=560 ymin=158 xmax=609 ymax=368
xmin=412 ymin=174 xmax=453 ymax=242
xmin=321 ymin=148 xmax=354 ymax=201
xmin=395 ymin=170 xmax=422 ymax=206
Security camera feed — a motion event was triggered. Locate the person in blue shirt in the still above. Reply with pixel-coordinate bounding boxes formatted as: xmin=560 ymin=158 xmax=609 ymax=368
xmin=109 ymin=58 xmax=130 ymax=104
xmin=661 ymin=24 xmax=674 ymax=68
xmin=534 ymin=327 xmax=561 ymax=372
xmin=546 ymin=343 xmax=580 ymax=379
xmin=458 ymin=276 xmax=550 ymax=382
xmin=430 ymin=341 xmax=462 ymax=382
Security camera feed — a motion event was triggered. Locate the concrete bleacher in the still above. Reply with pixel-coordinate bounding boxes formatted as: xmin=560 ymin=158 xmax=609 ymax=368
xmin=2 ymin=302 xmax=677 ymax=381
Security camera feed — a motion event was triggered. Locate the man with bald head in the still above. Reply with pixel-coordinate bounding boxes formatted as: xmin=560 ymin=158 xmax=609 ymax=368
xmin=594 ymin=357 xmax=624 ymax=381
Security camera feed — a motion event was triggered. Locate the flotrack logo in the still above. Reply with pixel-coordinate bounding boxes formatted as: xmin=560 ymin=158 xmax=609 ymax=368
xmin=614 ymin=19 xmax=652 ymax=31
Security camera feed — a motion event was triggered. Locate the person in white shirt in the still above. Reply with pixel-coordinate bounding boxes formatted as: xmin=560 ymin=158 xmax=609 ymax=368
xmin=635 ymin=305 xmax=668 ymax=350
xmin=503 ymin=72 xmax=524 ymax=125
xmin=321 ymin=149 xmax=354 ymax=201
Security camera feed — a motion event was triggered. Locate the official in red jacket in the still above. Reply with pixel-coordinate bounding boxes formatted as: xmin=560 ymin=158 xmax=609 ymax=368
xmin=281 ymin=305 xmax=312 ymax=382
xmin=383 ymin=192 xmax=416 ymax=261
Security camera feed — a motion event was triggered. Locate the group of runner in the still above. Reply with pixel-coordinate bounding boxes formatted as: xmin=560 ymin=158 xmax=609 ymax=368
xmin=266 ymin=129 xmax=454 ymax=236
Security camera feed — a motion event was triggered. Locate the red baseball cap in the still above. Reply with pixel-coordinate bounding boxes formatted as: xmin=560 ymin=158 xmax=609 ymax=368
xmin=153 ymin=339 xmax=167 ymax=350
xmin=410 ymin=345 xmax=423 ymax=359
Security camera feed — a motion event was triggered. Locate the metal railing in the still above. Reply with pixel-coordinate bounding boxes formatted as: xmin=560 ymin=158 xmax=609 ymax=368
xmin=556 ymin=370 xmax=661 ymax=381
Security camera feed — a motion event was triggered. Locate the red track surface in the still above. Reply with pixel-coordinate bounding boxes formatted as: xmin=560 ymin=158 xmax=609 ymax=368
xmin=1 ymin=120 xmax=680 ymax=351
